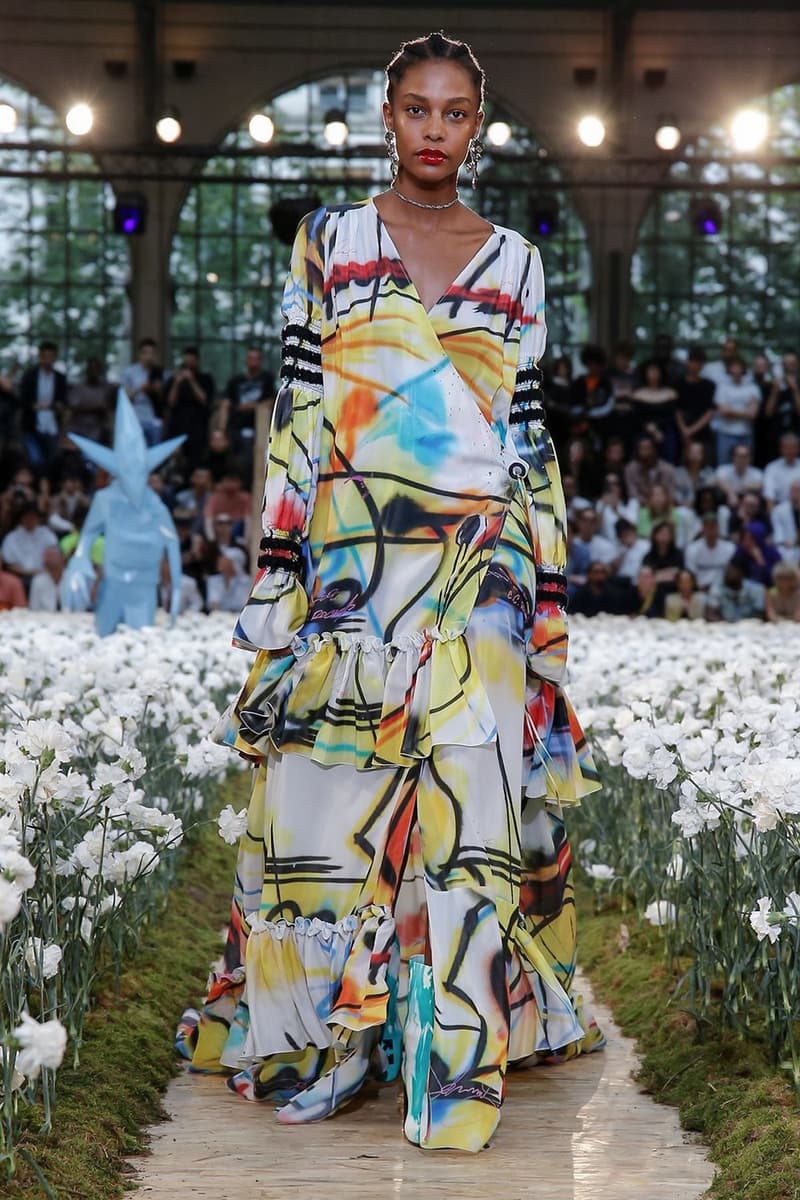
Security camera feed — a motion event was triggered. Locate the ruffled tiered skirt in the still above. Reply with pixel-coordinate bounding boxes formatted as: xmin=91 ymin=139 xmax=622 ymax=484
xmin=184 ymin=591 xmax=603 ymax=1150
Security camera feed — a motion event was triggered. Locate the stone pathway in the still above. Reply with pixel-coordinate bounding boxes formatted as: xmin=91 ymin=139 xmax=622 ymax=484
xmin=130 ymin=973 xmax=714 ymax=1199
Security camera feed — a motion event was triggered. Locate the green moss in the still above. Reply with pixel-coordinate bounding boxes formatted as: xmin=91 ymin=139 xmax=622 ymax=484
xmin=5 ymin=775 xmax=245 ymax=1200
xmin=578 ymin=883 xmax=800 ymax=1200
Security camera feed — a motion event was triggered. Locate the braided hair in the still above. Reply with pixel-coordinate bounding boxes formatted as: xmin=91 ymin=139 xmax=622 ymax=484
xmin=385 ymin=32 xmax=485 ymax=107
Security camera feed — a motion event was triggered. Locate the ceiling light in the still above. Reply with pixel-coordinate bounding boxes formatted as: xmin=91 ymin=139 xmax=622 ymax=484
xmin=730 ymin=108 xmax=768 ymax=153
xmin=0 ymin=103 xmax=17 ymax=134
xmin=577 ymin=114 xmax=605 ymax=148
xmin=655 ymin=118 xmax=681 ymax=151
xmin=486 ymin=121 xmax=512 ymax=147
xmin=65 ymin=103 xmax=93 ymax=136
xmin=155 ymin=108 xmax=182 ymax=143
xmin=249 ymin=113 xmax=275 ymax=144
xmin=323 ymin=109 xmax=348 ymax=147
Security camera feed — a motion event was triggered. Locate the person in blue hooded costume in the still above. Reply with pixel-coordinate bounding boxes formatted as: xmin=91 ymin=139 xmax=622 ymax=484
xmin=61 ymin=388 xmax=187 ymax=635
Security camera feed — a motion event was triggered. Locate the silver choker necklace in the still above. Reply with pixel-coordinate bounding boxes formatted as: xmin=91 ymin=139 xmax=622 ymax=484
xmin=390 ymin=182 xmax=459 ymax=211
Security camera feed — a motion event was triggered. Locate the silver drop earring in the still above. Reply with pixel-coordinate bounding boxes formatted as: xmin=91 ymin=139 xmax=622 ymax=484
xmin=384 ymin=129 xmax=399 ymax=180
xmin=465 ymin=136 xmax=484 ymax=190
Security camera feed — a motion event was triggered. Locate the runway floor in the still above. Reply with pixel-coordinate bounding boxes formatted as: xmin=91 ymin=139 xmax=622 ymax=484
xmin=130 ymin=973 xmax=714 ymax=1200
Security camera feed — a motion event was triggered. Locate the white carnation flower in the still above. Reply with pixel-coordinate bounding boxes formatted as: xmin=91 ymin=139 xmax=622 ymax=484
xmin=644 ymin=900 xmax=676 ymax=927
xmin=25 ymin=937 xmax=63 ymax=980
xmin=17 ymin=719 xmax=75 ymax=763
xmin=0 ymin=877 xmax=23 ymax=926
xmin=0 ymin=848 xmax=36 ymax=891
xmin=13 ymin=1013 xmax=68 ymax=1078
xmin=586 ymin=863 xmax=615 ymax=882
xmin=749 ymin=896 xmax=782 ymax=944
xmin=217 ymin=805 xmax=248 ymax=845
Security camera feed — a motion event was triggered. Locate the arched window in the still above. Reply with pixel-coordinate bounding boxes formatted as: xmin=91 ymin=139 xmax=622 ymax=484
xmin=632 ymin=82 xmax=800 ymax=360
xmin=0 ymin=77 xmax=130 ymax=380
xmin=170 ymin=69 xmax=591 ymax=386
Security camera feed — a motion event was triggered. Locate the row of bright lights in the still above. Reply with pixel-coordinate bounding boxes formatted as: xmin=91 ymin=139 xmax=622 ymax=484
xmin=0 ymin=99 xmax=773 ymax=155
xmin=577 ymin=107 xmax=771 ymax=151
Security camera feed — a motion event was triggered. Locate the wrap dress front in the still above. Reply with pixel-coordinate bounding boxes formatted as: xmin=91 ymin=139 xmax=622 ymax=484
xmin=186 ymin=198 xmax=603 ymax=1151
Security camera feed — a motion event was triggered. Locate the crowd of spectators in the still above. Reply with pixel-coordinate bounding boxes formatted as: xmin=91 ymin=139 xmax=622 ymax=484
xmin=1 ymin=330 xmax=799 ymax=625
xmin=550 ymin=335 xmax=800 ymax=622
xmin=0 ymin=339 xmax=274 ymax=614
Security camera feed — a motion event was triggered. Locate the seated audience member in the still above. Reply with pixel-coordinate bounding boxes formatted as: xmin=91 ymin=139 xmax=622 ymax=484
xmin=204 ymin=428 xmax=240 ymax=482
xmin=28 ymin=545 xmax=66 ymax=611
xmin=596 ymin=472 xmax=638 ymax=541
xmin=752 ymin=353 xmax=774 ymax=467
xmin=624 ymin=434 xmax=676 ymax=505
xmin=544 ymin=355 xmax=573 ymax=451
xmin=673 ymin=440 xmax=716 ymax=507
xmin=708 ymin=561 xmax=765 ymax=622
xmin=763 ymin=352 xmax=800 ymax=460
xmin=665 ymin=568 xmax=706 ymax=621
xmin=715 ymin=443 xmax=763 ymax=507
xmin=693 ymin=485 xmax=731 ymax=540
xmin=676 ymin=347 xmax=716 ymax=459
xmin=1 ymin=503 xmax=58 ymax=593
xmin=684 ymin=514 xmax=736 ymax=592
xmin=601 ymin=436 xmax=628 ymax=477
xmin=728 ymin=489 xmax=770 ymax=540
xmin=642 ymin=519 xmax=684 ymax=606
xmin=175 ymin=466 xmax=213 ymax=532
xmin=567 ymin=508 xmax=617 ymax=590
xmin=48 ymin=472 xmax=88 ymax=529
xmin=762 ymin=432 xmax=800 ymax=509
xmin=766 ymin=561 xmax=800 ymax=622
xmin=631 ymin=361 xmax=679 ymax=464
xmin=650 ymin=331 xmax=684 ymax=389
xmin=206 ymin=547 xmax=251 ymax=612
xmin=64 ymin=358 xmax=112 ymax=443
xmin=636 ymin=482 xmax=694 ymax=549
xmin=204 ymin=472 xmax=252 ymax=541
xmin=629 ymin=564 xmax=662 ymax=618
xmin=569 ymin=561 xmax=632 ymax=617
xmin=157 ymin=555 xmax=204 ymax=615
xmin=0 ymin=552 xmax=27 ymax=610
xmin=608 ymin=340 xmax=636 ymax=405
xmin=562 ymin=474 xmax=592 ymax=524
xmin=711 ymin=356 xmax=760 ymax=466
xmin=771 ymin=479 xmax=800 ymax=565
xmin=732 ymin=520 xmax=781 ymax=587
xmin=612 ymin=518 xmax=649 ymax=583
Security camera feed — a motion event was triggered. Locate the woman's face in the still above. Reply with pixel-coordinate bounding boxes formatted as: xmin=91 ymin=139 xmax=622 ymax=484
xmin=384 ymin=60 xmax=482 ymax=186
xmin=650 ymin=485 xmax=669 ymax=512
xmin=677 ymin=570 xmax=694 ymax=596
xmin=654 ymin=524 xmax=673 ymax=552
xmin=645 ymin=364 xmax=662 ymax=388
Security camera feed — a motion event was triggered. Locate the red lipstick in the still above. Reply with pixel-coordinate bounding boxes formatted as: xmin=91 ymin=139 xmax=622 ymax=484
xmin=416 ymin=150 xmax=447 ymax=164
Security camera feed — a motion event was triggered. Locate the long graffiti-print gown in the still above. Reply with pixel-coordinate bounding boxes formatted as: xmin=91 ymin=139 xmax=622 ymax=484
xmin=190 ymin=199 xmax=603 ymax=1151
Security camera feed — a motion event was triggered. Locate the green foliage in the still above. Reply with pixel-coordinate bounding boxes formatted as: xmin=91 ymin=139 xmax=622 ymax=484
xmin=0 ymin=80 xmax=130 ymax=378
xmin=632 ymin=81 xmax=800 ymax=357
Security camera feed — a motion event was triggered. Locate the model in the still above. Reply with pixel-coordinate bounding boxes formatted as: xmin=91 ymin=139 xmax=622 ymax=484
xmin=179 ymin=32 xmax=603 ymax=1152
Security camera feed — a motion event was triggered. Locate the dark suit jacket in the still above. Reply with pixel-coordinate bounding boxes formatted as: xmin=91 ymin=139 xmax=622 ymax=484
xmin=19 ymin=366 xmax=68 ymax=435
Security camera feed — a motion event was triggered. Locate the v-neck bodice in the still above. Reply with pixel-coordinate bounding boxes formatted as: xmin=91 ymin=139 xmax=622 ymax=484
xmin=370 ymin=197 xmax=498 ymax=316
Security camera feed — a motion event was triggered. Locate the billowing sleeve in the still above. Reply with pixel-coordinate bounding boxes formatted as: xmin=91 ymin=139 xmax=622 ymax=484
xmin=232 ymin=209 xmax=326 ymax=652
xmin=508 ymin=242 xmax=570 ymax=685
